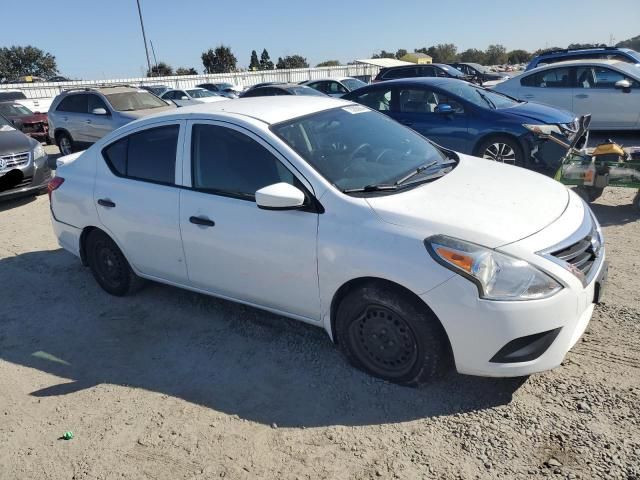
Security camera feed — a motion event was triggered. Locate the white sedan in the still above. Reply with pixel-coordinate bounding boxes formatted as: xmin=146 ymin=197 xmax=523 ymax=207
xmin=301 ymin=77 xmax=367 ymax=97
xmin=160 ymin=87 xmax=228 ymax=107
xmin=493 ymin=59 xmax=640 ymax=130
xmin=49 ymin=97 xmax=606 ymax=385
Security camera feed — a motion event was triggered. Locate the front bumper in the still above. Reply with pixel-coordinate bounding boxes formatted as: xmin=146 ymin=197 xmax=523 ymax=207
xmin=0 ymin=155 xmax=51 ymax=200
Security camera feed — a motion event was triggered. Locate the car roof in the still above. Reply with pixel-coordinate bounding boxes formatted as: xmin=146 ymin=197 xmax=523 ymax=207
xmin=526 ymin=58 xmax=632 ymax=71
xmin=536 ymin=47 xmax=630 ymax=57
xmin=141 ymin=96 xmax=353 ymax=125
xmin=362 ymin=77 xmax=464 ymax=88
xmin=305 ymin=77 xmax=354 ymax=82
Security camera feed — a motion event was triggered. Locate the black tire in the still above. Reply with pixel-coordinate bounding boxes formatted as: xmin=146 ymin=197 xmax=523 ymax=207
xmin=56 ymin=131 xmax=75 ymax=156
xmin=476 ymin=135 xmax=525 ymax=168
xmin=335 ymin=283 xmax=450 ymax=387
xmin=633 ymin=192 xmax=640 ymax=212
xmin=574 ymin=186 xmax=604 ymax=203
xmin=86 ymin=229 xmax=145 ymax=296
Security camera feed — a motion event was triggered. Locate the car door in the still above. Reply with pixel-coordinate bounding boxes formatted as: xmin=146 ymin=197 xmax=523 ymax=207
xmin=515 ymin=66 xmax=574 ymax=111
xmin=179 ymin=120 xmax=320 ymax=321
xmin=54 ymin=94 xmax=90 ymax=143
xmin=574 ymin=65 xmax=640 ymax=129
xmin=85 ymin=94 xmax=114 ymax=143
xmin=94 ymin=120 xmax=188 ymax=284
xmin=390 ymin=86 xmax=470 ymax=152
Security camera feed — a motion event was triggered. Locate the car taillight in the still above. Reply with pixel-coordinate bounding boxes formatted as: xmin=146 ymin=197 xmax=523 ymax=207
xmin=47 ymin=176 xmax=64 ymax=201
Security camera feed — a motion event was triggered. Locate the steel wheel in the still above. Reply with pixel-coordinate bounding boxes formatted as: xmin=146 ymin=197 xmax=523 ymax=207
xmin=58 ymin=135 xmax=73 ymax=156
xmin=347 ymin=304 xmax=419 ymax=379
xmin=93 ymin=239 xmax=127 ymax=291
xmin=482 ymin=142 xmax=516 ymax=164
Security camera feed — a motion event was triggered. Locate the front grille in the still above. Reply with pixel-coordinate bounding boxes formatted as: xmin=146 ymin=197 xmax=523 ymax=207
xmin=0 ymin=151 xmax=30 ymax=171
xmin=549 ymin=221 xmax=602 ymax=282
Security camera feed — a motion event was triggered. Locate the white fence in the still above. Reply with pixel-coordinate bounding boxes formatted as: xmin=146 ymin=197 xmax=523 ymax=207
xmin=0 ymin=65 xmax=380 ymax=100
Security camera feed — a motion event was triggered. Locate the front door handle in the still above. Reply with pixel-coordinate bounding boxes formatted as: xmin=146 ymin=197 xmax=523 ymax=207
xmin=97 ymin=198 xmax=116 ymax=208
xmin=189 ymin=216 xmax=215 ymax=227
xmin=575 ymin=94 xmax=589 ymax=99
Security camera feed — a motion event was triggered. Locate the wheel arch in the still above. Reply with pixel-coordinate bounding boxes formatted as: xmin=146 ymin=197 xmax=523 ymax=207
xmin=79 ymin=225 xmax=100 ymax=266
xmin=54 ymin=128 xmax=73 ymax=143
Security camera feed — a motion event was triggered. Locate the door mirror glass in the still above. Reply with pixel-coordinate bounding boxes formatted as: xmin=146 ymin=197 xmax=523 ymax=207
xmin=435 ymin=103 xmax=454 ymax=115
xmin=180 ymin=96 xmax=189 ymax=100
xmin=255 ymin=183 xmax=305 ymax=210
xmin=91 ymin=107 xmax=108 ymax=115
xmin=615 ymin=79 xmax=632 ymax=90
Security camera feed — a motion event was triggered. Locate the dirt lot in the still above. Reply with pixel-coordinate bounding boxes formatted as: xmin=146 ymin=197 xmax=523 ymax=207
xmin=0 ymin=151 xmax=639 ymax=479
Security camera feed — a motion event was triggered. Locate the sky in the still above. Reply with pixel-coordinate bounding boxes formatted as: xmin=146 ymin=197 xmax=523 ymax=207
xmin=1 ymin=0 xmax=639 ymax=80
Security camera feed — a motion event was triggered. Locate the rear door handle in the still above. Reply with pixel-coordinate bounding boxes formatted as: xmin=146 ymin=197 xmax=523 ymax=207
xmin=97 ymin=198 xmax=116 ymax=208
xmin=189 ymin=216 xmax=215 ymax=227
xmin=575 ymin=94 xmax=589 ymax=99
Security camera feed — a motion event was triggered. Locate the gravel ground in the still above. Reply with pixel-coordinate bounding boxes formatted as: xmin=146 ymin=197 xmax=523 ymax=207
xmin=0 ymin=148 xmax=639 ymax=479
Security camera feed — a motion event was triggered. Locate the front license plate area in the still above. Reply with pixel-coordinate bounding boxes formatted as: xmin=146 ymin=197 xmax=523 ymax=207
xmin=593 ymin=261 xmax=608 ymax=304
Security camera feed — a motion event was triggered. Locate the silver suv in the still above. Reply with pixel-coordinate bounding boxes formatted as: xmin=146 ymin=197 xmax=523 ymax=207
xmin=48 ymin=85 xmax=175 ymax=155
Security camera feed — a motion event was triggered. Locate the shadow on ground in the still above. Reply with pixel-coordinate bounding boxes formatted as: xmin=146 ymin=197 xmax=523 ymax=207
xmin=590 ymin=201 xmax=639 ymax=227
xmin=0 ymin=249 xmax=526 ymax=428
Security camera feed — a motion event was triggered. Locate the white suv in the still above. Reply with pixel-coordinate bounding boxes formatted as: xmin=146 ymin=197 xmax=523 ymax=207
xmin=48 ymin=97 xmax=607 ymax=386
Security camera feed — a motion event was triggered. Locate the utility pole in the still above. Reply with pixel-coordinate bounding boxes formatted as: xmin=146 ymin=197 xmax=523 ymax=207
xmin=136 ymin=0 xmax=152 ymax=76
xmin=150 ymin=40 xmax=159 ymax=71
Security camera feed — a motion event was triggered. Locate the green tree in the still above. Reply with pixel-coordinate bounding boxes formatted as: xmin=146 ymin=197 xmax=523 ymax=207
xmin=458 ymin=48 xmax=487 ymax=64
xmin=507 ymin=49 xmax=532 ymax=64
xmin=175 ymin=67 xmax=198 ymax=75
xmin=395 ymin=49 xmax=408 ymax=60
xmin=276 ymin=55 xmax=309 ymax=69
xmin=259 ymin=49 xmax=274 ymax=70
xmin=316 ymin=60 xmax=341 ymax=67
xmin=371 ymin=50 xmax=396 ymax=59
xmin=202 ymin=45 xmax=237 ymax=74
xmin=249 ymin=50 xmax=260 ymax=71
xmin=484 ymin=44 xmax=508 ymax=65
xmin=415 ymin=44 xmax=457 ymax=63
xmin=0 ymin=45 xmax=58 ymax=81
xmin=617 ymin=34 xmax=640 ymax=51
xmin=146 ymin=62 xmax=173 ymax=77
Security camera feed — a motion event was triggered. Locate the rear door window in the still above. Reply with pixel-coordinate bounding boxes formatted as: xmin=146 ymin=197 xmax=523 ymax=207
xmin=57 ymin=94 xmax=89 ymax=113
xmin=520 ymin=67 xmax=572 ymax=87
xmin=349 ymin=88 xmax=393 ymax=111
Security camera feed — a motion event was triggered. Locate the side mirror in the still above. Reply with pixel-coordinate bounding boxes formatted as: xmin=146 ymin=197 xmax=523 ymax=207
xmin=614 ymin=79 xmax=631 ymax=92
xmin=91 ymin=107 xmax=108 ymax=115
xmin=435 ymin=103 xmax=455 ymax=115
xmin=256 ymin=182 xmax=305 ymax=210
xmin=180 ymin=96 xmax=189 ymax=100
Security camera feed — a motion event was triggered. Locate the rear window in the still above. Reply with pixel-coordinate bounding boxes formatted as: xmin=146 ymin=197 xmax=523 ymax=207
xmin=103 ymin=125 xmax=179 ymax=184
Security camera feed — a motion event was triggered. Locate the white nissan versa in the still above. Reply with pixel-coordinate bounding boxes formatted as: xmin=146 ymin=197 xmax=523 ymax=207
xmin=49 ymin=97 xmax=607 ymax=386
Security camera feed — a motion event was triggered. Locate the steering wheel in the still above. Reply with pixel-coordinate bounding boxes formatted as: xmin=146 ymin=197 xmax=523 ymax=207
xmin=374 ymin=148 xmax=393 ymax=164
xmin=349 ymin=143 xmax=372 ymax=162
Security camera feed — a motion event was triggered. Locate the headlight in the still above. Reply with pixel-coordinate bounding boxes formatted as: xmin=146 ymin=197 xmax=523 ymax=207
xmin=522 ymin=124 xmax=562 ymax=136
xmin=32 ymin=144 xmax=46 ymax=160
xmin=425 ymin=235 xmax=562 ymax=301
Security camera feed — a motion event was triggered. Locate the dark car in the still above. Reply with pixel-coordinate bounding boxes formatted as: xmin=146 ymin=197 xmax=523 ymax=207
xmin=372 ymin=63 xmax=473 ymax=83
xmin=448 ymin=63 xmax=510 ymax=83
xmin=196 ymin=82 xmax=240 ymax=98
xmin=240 ymin=84 xmax=327 ymax=98
xmin=343 ymin=78 xmax=583 ymax=173
xmin=0 ymin=102 xmax=50 ymax=143
xmin=526 ymin=46 xmax=640 ymax=71
xmin=139 ymin=84 xmax=171 ymax=97
xmin=0 ymin=114 xmax=51 ymax=200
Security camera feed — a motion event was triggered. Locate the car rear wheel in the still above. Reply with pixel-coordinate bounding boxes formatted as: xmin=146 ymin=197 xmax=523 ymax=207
xmin=478 ymin=136 xmax=524 ymax=167
xmin=86 ymin=230 xmax=145 ymax=296
xmin=574 ymin=186 xmax=604 ymax=203
xmin=57 ymin=132 xmax=74 ymax=156
xmin=335 ymin=283 xmax=450 ymax=386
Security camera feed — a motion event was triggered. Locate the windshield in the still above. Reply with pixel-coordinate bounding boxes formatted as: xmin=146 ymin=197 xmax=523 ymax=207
xmin=467 ymin=63 xmax=488 ymax=73
xmin=105 ymin=91 xmax=168 ymax=111
xmin=623 ymin=49 xmax=640 ymax=62
xmin=0 ymin=103 xmax=33 ymax=116
xmin=444 ymin=82 xmax=519 ymax=109
xmin=217 ymin=83 xmax=234 ymax=90
xmin=342 ymin=78 xmax=367 ymax=91
xmin=440 ymin=65 xmax=466 ymax=78
xmin=289 ymin=86 xmax=327 ymax=96
xmin=187 ymin=89 xmax=216 ymax=98
xmin=272 ymin=106 xmax=448 ymax=192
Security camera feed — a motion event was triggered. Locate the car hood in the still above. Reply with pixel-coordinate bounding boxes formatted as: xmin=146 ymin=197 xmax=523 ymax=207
xmin=365 ymin=154 xmax=569 ymax=248
xmin=499 ymin=101 xmax=575 ymax=124
xmin=0 ymin=126 xmax=35 ymax=156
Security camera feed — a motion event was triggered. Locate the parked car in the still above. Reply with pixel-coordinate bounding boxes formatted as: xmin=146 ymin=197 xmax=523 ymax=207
xmin=139 ymin=84 xmax=171 ymax=97
xmin=0 ymin=113 xmax=51 ymax=200
xmin=48 ymin=85 xmax=176 ymax=155
xmin=47 ymin=76 xmax=72 ymax=83
xmin=160 ymin=88 xmax=229 ymax=107
xmin=300 ymin=77 xmax=367 ymax=97
xmin=0 ymin=89 xmax=54 ymax=113
xmin=196 ymin=83 xmax=241 ymax=98
xmin=372 ymin=64 xmax=473 ymax=83
xmin=0 ymin=101 xmax=50 ymax=143
xmin=447 ymin=63 xmax=510 ymax=84
xmin=526 ymin=46 xmax=640 ymax=71
xmin=240 ymin=84 xmax=327 ymax=98
xmin=244 ymin=82 xmax=287 ymax=91
xmin=493 ymin=59 xmax=640 ymax=130
xmin=49 ymin=97 xmax=606 ymax=386
xmin=343 ymin=78 xmax=583 ymax=172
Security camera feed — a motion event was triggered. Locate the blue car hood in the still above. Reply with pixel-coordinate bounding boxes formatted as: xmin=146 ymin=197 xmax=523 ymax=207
xmin=499 ymin=102 xmax=575 ymax=125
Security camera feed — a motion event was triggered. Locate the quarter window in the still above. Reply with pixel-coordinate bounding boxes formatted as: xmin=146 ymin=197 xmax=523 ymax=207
xmin=191 ymin=124 xmax=295 ymax=199
xmin=103 ymin=125 xmax=179 ymax=184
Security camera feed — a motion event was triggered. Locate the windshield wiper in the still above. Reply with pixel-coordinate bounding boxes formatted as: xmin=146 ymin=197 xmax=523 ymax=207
xmin=477 ymin=91 xmax=496 ymax=109
xmin=342 ymin=184 xmax=399 ymax=193
xmin=394 ymin=160 xmax=439 ymax=185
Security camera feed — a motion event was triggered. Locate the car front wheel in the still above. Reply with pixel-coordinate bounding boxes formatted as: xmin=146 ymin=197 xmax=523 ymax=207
xmin=478 ymin=136 xmax=525 ymax=167
xmin=57 ymin=132 xmax=75 ymax=156
xmin=335 ymin=283 xmax=450 ymax=386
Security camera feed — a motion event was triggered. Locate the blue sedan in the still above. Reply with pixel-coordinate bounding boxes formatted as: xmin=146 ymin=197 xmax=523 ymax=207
xmin=343 ymin=78 xmax=583 ymax=172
